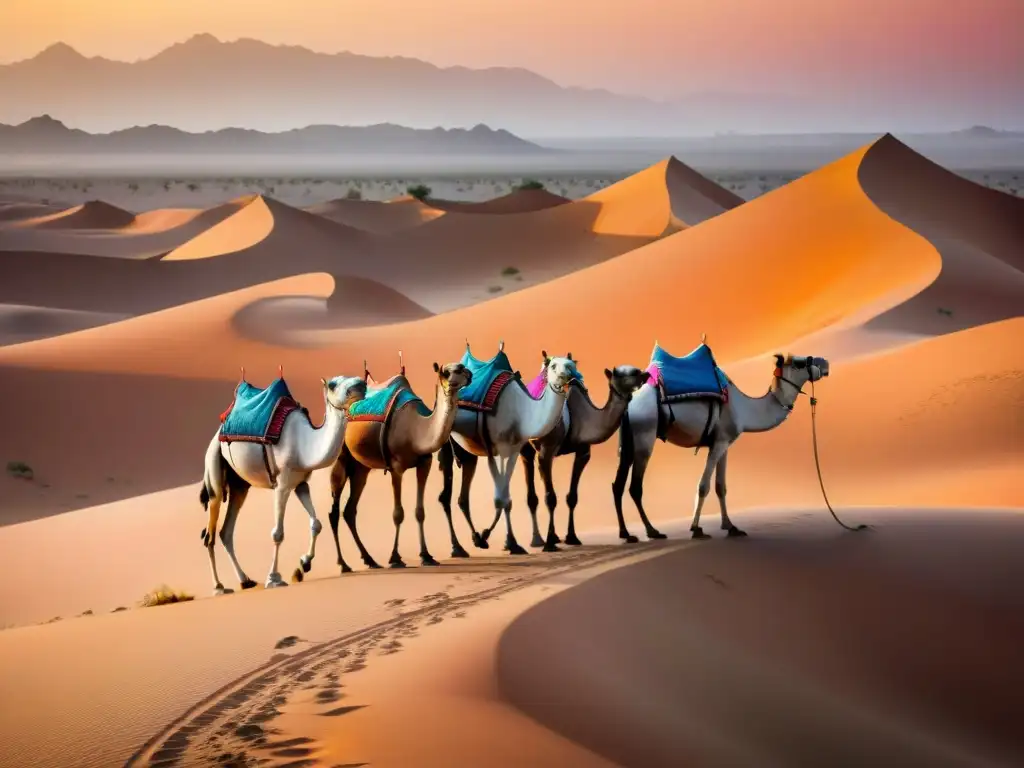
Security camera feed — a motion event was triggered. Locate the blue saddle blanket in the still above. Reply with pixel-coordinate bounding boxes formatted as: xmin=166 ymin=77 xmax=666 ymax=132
xmin=349 ymin=377 xmax=429 ymax=421
xmin=650 ymin=343 xmax=728 ymax=401
xmin=220 ymin=378 xmax=297 ymax=442
xmin=457 ymin=347 xmax=515 ymax=409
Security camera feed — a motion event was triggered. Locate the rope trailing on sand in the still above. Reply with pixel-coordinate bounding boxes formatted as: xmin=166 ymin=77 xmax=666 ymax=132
xmin=810 ymin=379 xmax=869 ymax=532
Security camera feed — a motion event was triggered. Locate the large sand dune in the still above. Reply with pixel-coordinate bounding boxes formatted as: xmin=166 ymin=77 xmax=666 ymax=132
xmin=0 ymin=134 xmax=1021 ymax=768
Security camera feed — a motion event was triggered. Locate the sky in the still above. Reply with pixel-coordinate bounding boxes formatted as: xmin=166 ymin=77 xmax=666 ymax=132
xmin=2 ymin=0 xmax=1022 ymax=102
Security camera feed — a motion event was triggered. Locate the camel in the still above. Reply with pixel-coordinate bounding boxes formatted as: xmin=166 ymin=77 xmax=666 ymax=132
xmin=199 ymin=372 xmax=367 ymax=594
xmin=520 ymin=356 xmax=650 ymax=551
xmin=613 ymin=342 xmax=829 ymax=540
xmin=437 ymin=342 xmax=579 ymax=557
xmin=327 ymin=356 xmax=473 ymax=571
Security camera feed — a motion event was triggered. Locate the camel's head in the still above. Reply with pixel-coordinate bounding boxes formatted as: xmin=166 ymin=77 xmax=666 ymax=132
xmin=541 ymin=350 xmax=580 ymax=394
xmin=774 ymin=354 xmax=830 ymax=388
xmin=433 ymin=361 xmax=473 ymax=395
xmin=321 ymin=375 xmax=368 ymax=413
xmin=604 ymin=365 xmax=651 ymax=398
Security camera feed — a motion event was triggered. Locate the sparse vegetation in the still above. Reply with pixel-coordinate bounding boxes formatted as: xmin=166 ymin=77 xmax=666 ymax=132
xmin=515 ymin=178 xmax=545 ymax=191
xmin=5 ymin=460 xmax=33 ymax=480
xmin=407 ymin=184 xmax=432 ymax=201
xmin=186 ymin=182 xmax=200 ymax=192
xmin=345 ymin=187 xmax=362 ymax=200
xmin=937 ymin=307 xmax=954 ymax=317
xmin=501 ymin=266 xmax=520 ymax=277
xmin=140 ymin=585 xmax=195 ymax=607
xmin=487 ymin=285 xmax=504 ymax=294
xmin=127 ymin=182 xmax=139 ymax=193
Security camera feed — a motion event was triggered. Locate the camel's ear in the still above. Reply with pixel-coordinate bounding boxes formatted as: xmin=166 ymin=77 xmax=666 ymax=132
xmin=320 ymin=377 xmax=328 ymax=389
xmin=774 ymin=354 xmax=785 ymax=367
xmin=541 ymin=349 xmax=550 ymax=364
xmin=604 ymin=367 xmax=613 ymax=379
xmin=567 ymin=352 xmax=574 ymax=361
xmin=433 ymin=362 xmax=440 ymax=373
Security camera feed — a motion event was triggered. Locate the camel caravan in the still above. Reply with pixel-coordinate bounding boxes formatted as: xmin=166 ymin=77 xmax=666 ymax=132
xmin=200 ymin=339 xmax=830 ymax=594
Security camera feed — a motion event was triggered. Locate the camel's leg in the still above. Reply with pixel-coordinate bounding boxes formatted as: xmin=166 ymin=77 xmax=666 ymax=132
xmin=437 ymin=441 xmax=469 ymax=558
xmin=203 ymin=473 xmax=229 ymax=595
xmin=415 ymin=455 xmax=439 ymax=566
xmin=454 ymin=442 xmax=487 ymax=550
xmin=266 ymin=484 xmax=291 ymax=588
xmin=538 ymin=450 xmax=561 ymax=553
xmin=690 ymin=441 xmax=729 ymax=539
xmin=564 ymin=445 xmax=591 ymax=546
xmin=291 ymin=481 xmax=323 ymax=583
xmin=388 ymin=469 xmax=407 ymax=568
xmin=219 ymin=483 xmax=257 ymax=590
xmin=498 ymin=449 xmax=528 ymax=556
xmin=481 ymin=452 xmax=506 ymax=544
xmin=629 ymin=448 xmax=667 ymax=540
xmin=714 ymin=449 xmax=745 ymax=537
xmin=343 ymin=460 xmax=380 ymax=569
xmin=520 ymin=443 xmax=544 ymax=548
xmin=328 ymin=458 xmax=354 ymax=573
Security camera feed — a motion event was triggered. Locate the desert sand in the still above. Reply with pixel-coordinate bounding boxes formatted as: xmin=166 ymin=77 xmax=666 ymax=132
xmin=0 ymin=135 xmax=1022 ymax=767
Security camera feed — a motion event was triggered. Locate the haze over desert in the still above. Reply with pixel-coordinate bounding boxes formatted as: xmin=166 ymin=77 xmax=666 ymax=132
xmin=1 ymin=7 xmax=1023 ymax=768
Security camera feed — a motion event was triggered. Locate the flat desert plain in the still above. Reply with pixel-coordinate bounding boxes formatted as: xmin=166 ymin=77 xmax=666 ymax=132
xmin=0 ymin=136 xmax=1022 ymax=768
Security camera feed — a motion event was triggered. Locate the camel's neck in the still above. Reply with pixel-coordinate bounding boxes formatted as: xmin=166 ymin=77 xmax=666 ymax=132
xmin=568 ymin=384 xmax=629 ymax=445
xmin=299 ymin=398 xmax=348 ymax=469
xmin=521 ymin=381 xmax=567 ymax=441
xmin=730 ymin=374 xmax=804 ymax=434
xmin=410 ymin=381 xmax=458 ymax=456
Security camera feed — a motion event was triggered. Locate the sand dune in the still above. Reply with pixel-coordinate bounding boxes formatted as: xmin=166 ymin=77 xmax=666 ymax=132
xmin=306 ymin=196 xmax=446 ymax=234
xmin=0 ymin=303 xmax=128 ymax=346
xmin=0 ymin=134 xmax=1021 ymax=768
xmin=19 ymin=200 xmax=136 ymax=230
xmin=0 ymin=201 xmax=63 ymax=224
xmin=425 ymin=187 xmax=570 ymax=214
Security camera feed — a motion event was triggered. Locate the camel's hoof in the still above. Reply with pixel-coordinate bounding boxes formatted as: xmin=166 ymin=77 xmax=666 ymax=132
xmin=340 ymin=564 xmax=353 ymax=574
xmin=726 ymin=526 xmax=748 ymax=538
xmin=213 ymin=585 xmax=234 ymax=596
xmin=472 ymin=532 xmax=489 ymax=550
xmin=265 ymin=576 xmax=288 ymax=589
xmin=480 ymin=528 xmax=492 ymax=543
xmin=420 ymin=555 xmax=440 ymax=567
xmin=507 ymin=542 xmax=529 ymax=556
xmin=389 ymin=559 xmax=407 ymax=569
xmin=552 ymin=534 xmax=563 ymax=544
xmin=542 ymin=543 xmax=561 ymax=553
xmin=300 ymin=558 xmax=312 ymax=573
xmin=530 ymin=535 xmax=545 ymax=548
xmin=240 ymin=579 xmax=258 ymax=590
xmin=564 ymin=533 xmax=583 ymax=546
xmin=291 ymin=568 xmax=304 ymax=583
xmin=364 ymin=560 xmax=382 ymax=570
xmin=450 ymin=545 xmax=470 ymax=558
xmin=691 ymin=527 xmax=711 ymax=540
xmin=621 ymin=534 xmax=640 ymax=544
xmin=646 ymin=529 xmax=668 ymax=540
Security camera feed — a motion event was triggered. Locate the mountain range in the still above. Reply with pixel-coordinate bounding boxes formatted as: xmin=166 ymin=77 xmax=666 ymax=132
xmin=3 ymin=36 xmax=1021 ymax=136
xmin=0 ymin=115 xmax=543 ymax=154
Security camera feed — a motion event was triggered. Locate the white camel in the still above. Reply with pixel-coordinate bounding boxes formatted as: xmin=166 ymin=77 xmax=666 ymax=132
xmin=439 ymin=344 xmax=578 ymax=556
xmin=613 ymin=350 xmax=829 ymax=540
xmin=199 ymin=374 xmax=367 ymax=594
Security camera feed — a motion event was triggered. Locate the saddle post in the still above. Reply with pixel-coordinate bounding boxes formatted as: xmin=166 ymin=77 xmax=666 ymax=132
xmin=399 ymin=350 xmax=405 ymax=376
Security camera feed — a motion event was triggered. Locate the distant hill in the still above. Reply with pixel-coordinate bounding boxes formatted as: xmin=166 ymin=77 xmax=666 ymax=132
xmin=0 ymin=115 xmax=547 ymax=155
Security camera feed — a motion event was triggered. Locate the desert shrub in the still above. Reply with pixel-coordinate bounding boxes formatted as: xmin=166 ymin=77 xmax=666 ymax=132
xmin=937 ymin=307 xmax=954 ymax=317
xmin=140 ymin=585 xmax=194 ymax=607
xmin=345 ymin=187 xmax=362 ymax=200
xmin=186 ymin=182 xmax=200 ymax=192
xmin=6 ymin=460 xmax=33 ymax=480
xmin=487 ymin=285 xmax=503 ymax=294
xmin=501 ymin=266 xmax=520 ymax=277
xmin=515 ymin=179 xmax=545 ymax=191
xmin=127 ymin=182 xmax=139 ymax=193
xmin=407 ymin=184 xmax=431 ymax=201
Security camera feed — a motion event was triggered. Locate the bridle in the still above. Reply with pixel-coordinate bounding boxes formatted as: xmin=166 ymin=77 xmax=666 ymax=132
xmin=770 ymin=367 xmax=808 ymax=411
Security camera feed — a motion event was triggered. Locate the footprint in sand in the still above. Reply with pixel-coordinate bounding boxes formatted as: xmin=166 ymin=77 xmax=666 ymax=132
xmin=427 ymin=613 xmax=444 ymax=625
xmin=383 ymin=598 xmax=405 ymax=608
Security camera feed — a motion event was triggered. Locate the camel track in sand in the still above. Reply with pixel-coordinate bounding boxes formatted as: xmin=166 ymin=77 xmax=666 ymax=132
xmin=125 ymin=541 xmax=683 ymax=768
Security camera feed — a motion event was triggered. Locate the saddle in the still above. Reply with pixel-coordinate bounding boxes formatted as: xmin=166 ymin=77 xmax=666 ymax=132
xmin=349 ymin=361 xmax=430 ymax=472
xmin=451 ymin=341 xmax=521 ymax=458
xmin=646 ymin=342 xmax=728 ymax=448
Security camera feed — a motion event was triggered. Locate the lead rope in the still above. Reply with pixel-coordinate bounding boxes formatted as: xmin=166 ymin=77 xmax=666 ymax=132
xmin=810 ymin=379 xmax=868 ymax=532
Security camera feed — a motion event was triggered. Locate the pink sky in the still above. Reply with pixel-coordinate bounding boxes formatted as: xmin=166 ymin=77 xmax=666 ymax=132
xmin=2 ymin=0 xmax=1022 ymax=100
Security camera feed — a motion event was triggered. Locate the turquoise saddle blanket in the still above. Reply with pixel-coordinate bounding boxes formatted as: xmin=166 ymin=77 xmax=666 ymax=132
xmin=220 ymin=378 xmax=298 ymax=443
xmin=650 ymin=343 xmax=728 ymax=402
xmin=457 ymin=346 xmax=516 ymax=411
xmin=349 ymin=376 xmax=430 ymax=422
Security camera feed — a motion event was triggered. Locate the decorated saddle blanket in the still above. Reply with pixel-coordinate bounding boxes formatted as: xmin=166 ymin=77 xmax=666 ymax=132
xmin=349 ymin=376 xmax=430 ymax=423
xmin=457 ymin=347 xmax=516 ymax=413
xmin=219 ymin=377 xmax=300 ymax=444
xmin=525 ymin=360 xmax=585 ymax=399
xmin=646 ymin=343 xmax=729 ymax=403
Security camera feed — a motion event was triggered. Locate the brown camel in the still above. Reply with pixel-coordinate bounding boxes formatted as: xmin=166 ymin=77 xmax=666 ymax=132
xmin=328 ymin=357 xmax=472 ymax=570
xmin=520 ymin=356 xmax=650 ymax=551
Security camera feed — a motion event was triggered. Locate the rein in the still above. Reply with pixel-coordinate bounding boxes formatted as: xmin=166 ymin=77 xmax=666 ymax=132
xmin=772 ymin=368 xmax=868 ymax=533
